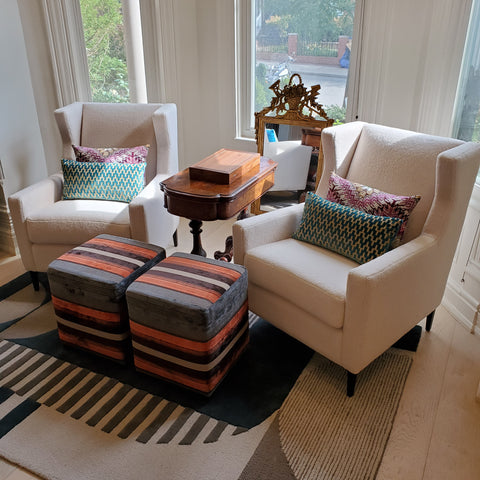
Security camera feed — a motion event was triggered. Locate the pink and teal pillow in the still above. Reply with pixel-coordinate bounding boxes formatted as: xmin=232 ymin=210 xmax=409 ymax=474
xmin=62 ymin=159 xmax=146 ymax=203
xmin=293 ymin=192 xmax=403 ymax=264
xmin=326 ymin=172 xmax=420 ymax=246
xmin=72 ymin=145 xmax=149 ymax=164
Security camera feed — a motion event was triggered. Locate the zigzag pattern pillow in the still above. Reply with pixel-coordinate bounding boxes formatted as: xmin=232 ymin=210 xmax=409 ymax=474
xmin=293 ymin=193 xmax=403 ymax=264
xmin=326 ymin=172 xmax=420 ymax=247
xmin=62 ymin=159 xmax=145 ymax=203
xmin=72 ymin=145 xmax=149 ymax=164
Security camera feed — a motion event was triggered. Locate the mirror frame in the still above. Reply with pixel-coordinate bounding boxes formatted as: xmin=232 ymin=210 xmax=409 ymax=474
xmin=252 ymin=74 xmax=334 ymax=215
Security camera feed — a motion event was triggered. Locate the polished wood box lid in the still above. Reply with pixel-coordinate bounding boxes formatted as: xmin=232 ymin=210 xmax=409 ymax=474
xmin=189 ymin=148 xmax=260 ymax=185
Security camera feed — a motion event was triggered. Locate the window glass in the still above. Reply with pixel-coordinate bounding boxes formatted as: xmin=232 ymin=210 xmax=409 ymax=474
xmin=453 ymin=0 xmax=480 ymax=183
xmin=80 ymin=0 xmax=129 ymax=102
xmin=254 ymin=0 xmax=356 ymax=125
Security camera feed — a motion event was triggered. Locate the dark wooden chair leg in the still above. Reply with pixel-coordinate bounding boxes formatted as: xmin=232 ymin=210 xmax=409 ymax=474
xmin=347 ymin=371 xmax=357 ymax=397
xmin=30 ymin=271 xmax=40 ymax=292
xmin=173 ymin=229 xmax=178 ymax=247
xmin=426 ymin=310 xmax=435 ymax=332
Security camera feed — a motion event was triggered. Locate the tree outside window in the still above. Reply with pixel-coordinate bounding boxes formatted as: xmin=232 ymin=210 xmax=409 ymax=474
xmin=80 ymin=0 xmax=129 ymax=103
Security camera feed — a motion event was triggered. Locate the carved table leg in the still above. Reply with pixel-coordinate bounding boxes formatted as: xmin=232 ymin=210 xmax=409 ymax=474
xmin=189 ymin=219 xmax=207 ymax=257
xmin=214 ymin=208 xmax=251 ymax=262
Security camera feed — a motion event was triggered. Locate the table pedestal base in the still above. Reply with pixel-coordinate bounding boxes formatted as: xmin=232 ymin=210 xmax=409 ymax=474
xmin=189 ymin=220 xmax=206 ymax=257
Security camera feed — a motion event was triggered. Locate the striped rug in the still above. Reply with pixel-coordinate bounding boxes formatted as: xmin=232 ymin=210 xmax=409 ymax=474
xmin=0 ymin=339 xmax=247 ymax=445
xmin=0 ymin=273 xmax=420 ymax=480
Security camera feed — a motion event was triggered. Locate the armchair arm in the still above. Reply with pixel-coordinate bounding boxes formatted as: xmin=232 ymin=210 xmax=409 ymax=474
xmin=342 ymin=233 xmax=440 ymax=373
xmin=8 ymin=174 xmax=64 ymax=271
xmin=129 ymin=173 xmax=179 ymax=247
xmin=54 ymin=102 xmax=84 ymax=160
xmin=232 ymin=203 xmax=304 ymax=265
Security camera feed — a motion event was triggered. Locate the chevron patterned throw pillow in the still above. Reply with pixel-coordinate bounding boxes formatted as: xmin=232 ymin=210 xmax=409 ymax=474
xmin=292 ymin=192 xmax=403 ymax=264
xmin=61 ymin=159 xmax=146 ymax=203
xmin=326 ymin=172 xmax=420 ymax=247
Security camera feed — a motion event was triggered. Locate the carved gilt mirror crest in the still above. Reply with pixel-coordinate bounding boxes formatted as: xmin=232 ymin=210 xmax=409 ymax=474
xmin=253 ymin=74 xmax=334 ymax=215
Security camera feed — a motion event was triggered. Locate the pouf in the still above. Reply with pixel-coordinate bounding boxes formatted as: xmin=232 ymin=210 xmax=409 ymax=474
xmin=126 ymin=252 xmax=249 ymax=395
xmin=47 ymin=234 xmax=166 ymax=363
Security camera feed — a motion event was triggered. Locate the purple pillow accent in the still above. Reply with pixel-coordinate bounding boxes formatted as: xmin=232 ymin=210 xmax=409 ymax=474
xmin=72 ymin=145 xmax=149 ymax=164
xmin=326 ymin=172 xmax=420 ymax=246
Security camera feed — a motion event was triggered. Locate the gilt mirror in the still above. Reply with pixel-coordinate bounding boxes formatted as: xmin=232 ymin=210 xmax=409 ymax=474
xmin=252 ymin=74 xmax=334 ymax=215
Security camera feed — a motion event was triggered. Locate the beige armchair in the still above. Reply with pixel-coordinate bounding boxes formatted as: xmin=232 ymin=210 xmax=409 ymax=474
xmin=233 ymin=121 xmax=480 ymax=395
xmin=9 ymin=102 xmax=179 ymax=289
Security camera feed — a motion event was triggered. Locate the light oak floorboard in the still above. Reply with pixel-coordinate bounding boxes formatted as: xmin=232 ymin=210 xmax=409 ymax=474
xmin=423 ymin=319 xmax=480 ymax=480
xmin=377 ymin=306 xmax=456 ymax=480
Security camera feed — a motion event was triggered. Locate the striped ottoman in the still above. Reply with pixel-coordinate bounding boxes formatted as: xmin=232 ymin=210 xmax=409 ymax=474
xmin=47 ymin=234 xmax=165 ymax=363
xmin=126 ymin=253 xmax=249 ymax=395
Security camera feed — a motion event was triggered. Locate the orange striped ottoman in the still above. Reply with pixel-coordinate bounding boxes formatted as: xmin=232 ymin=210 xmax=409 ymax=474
xmin=126 ymin=253 xmax=249 ymax=395
xmin=47 ymin=234 xmax=165 ymax=363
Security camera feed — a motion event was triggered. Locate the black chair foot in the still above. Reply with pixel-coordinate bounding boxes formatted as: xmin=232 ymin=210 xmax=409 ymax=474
xmin=347 ymin=371 xmax=357 ymax=397
xmin=30 ymin=271 xmax=40 ymax=291
xmin=426 ymin=310 xmax=435 ymax=332
xmin=173 ymin=229 xmax=178 ymax=247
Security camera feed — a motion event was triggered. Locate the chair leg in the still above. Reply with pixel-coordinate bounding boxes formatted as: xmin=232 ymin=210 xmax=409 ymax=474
xmin=173 ymin=229 xmax=178 ymax=247
xmin=426 ymin=310 xmax=435 ymax=332
xmin=347 ymin=371 xmax=357 ymax=397
xmin=30 ymin=271 xmax=40 ymax=292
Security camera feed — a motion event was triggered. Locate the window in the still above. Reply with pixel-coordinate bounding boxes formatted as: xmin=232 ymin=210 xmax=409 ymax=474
xmin=453 ymin=0 xmax=480 ymax=183
xmin=79 ymin=0 xmax=147 ymax=103
xmin=80 ymin=0 xmax=129 ymax=102
xmin=237 ymin=0 xmax=357 ymax=138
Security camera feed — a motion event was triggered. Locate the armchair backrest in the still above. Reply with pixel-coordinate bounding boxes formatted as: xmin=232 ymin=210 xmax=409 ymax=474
xmin=81 ymin=103 xmax=161 ymax=183
xmin=55 ymin=102 xmax=178 ymax=183
xmin=323 ymin=123 xmax=464 ymax=243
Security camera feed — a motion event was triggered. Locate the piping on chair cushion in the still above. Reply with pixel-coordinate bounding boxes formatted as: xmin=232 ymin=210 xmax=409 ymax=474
xmin=326 ymin=172 xmax=420 ymax=247
xmin=61 ymin=159 xmax=146 ymax=203
xmin=72 ymin=144 xmax=149 ymax=164
xmin=292 ymin=192 xmax=403 ymax=264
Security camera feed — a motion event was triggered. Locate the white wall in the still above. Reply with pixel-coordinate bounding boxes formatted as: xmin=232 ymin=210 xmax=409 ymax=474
xmin=0 ymin=0 xmax=47 ymax=196
xmin=444 ymin=184 xmax=480 ymax=334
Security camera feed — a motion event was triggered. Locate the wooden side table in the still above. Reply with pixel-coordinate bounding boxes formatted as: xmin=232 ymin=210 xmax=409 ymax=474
xmin=160 ymin=157 xmax=277 ymax=258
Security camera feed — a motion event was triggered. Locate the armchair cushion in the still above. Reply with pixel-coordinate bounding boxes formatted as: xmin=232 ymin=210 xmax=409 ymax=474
xmin=72 ymin=145 xmax=149 ymax=164
xmin=61 ymin=159 xmax=146 ymax=203
xmin=26 ymin=199 xmax=131 ymax=245
xmin=292 ymin=192 xmax=402 ymax=264
xmin=326 ymin=172 xmax=420 ymax=246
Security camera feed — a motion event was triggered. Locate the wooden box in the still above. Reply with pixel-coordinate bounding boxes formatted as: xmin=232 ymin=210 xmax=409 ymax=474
xmin=189 ymin=149 xmax=261 ymax=185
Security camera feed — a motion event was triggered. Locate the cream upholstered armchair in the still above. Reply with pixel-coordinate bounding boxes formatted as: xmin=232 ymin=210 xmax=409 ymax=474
xmin=233 ymin=121 xmax=480 ymax=396
xmin=9 ymin=102 xmax=179 ymax=289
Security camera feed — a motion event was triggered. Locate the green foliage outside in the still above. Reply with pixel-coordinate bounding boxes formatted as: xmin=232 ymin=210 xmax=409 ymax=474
xmin=80 ymin=0 xmax=129 ymax=102
xmin=324 ymin=105 xmax=346 ymax=125
xmin=257 ymin=0 xmax=355 ymax=44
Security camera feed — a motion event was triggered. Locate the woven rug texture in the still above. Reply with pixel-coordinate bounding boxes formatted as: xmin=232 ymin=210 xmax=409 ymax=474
xmin=0 ymin=273 xmax=418 ymax=480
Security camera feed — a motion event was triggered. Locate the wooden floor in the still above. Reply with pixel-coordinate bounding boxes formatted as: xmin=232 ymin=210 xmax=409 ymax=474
xmin=0 ymin=217 xmax=479 ymax=480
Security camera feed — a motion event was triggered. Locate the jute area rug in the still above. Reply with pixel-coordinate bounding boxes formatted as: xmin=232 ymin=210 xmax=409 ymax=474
xmin=0 ymin=273 xmax=420 ymax=480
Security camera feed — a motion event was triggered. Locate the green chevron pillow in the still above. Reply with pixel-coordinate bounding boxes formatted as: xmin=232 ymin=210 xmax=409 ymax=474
xmin=293 ymin=192 xmax=403 ymax=264
xmin=62 ymin=159 xmax=146 ymax=203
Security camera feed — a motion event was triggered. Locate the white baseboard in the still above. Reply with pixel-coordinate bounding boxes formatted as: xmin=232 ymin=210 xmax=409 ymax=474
xmin=442 ymin=280 xmax=480 ymax=336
